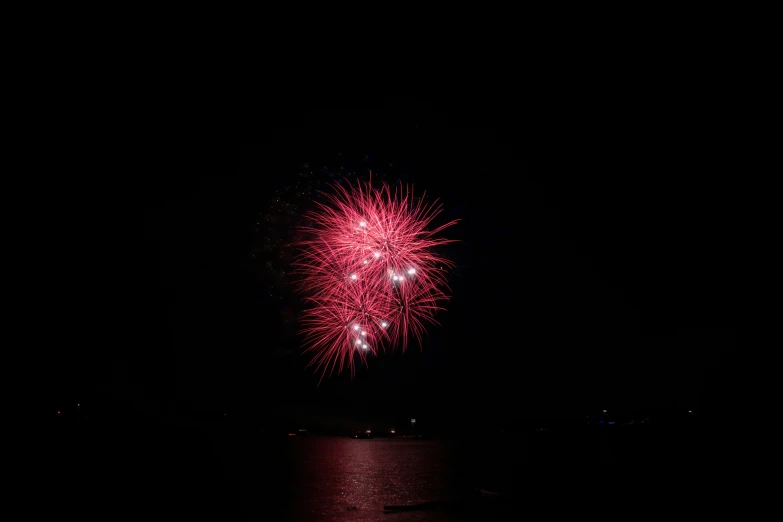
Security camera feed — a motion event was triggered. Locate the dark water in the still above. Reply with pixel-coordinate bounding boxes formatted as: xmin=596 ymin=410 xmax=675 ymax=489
xmin=51 ymin=421 xmax=740 ymax=520
xmin=212 ymin=427 xmax=730 ymax=520
xmin=238 ymin=437 xmax=463 ymax=521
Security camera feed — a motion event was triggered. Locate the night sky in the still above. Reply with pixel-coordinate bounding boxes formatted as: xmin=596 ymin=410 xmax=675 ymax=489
xmin=55 ymin=90 xmax=738 ymax=434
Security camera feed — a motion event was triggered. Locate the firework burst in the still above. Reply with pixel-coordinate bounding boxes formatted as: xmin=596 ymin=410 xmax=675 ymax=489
xmin=293 ymin=176 xmax=457 ymax=381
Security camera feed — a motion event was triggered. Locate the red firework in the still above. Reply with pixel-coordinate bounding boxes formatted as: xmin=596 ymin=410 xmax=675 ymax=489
xmin=293 ymin=177 xmax=457 ymax=380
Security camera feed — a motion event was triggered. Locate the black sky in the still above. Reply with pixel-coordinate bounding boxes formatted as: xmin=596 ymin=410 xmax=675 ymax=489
xmin=56 ymin=86 xmax=738 ymax=431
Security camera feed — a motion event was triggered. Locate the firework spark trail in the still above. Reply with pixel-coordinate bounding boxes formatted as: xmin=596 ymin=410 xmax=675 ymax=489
xmin=293 ymin=177 xmax=457 ymax=381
